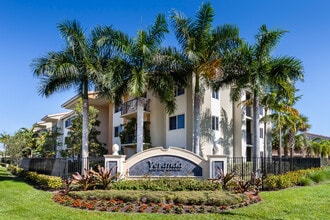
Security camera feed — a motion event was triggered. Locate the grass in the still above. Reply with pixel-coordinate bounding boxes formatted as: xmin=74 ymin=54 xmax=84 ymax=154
xmin=0 ymin=166 xmax=330 ymax=219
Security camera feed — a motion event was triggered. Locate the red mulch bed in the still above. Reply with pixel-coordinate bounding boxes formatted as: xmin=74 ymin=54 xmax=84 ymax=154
xmin=53 ymin=191 xmax=262 ymax=214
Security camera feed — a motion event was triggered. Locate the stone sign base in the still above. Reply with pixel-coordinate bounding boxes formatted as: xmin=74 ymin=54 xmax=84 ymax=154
xmin=104 ymin=146 xmax=227 ymax=180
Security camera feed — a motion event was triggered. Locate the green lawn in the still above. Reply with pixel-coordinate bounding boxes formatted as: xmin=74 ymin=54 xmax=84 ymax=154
xmin=1 ymin=167 xmax=329 ymax=220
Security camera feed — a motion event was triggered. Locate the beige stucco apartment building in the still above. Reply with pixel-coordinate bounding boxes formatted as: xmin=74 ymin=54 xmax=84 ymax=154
xmin=35 ymin=83 xmax=271 ymax=160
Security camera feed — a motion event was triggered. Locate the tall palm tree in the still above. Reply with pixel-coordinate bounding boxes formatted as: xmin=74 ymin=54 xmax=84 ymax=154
xmin=96 ymin=14 xmax=189 ymax=152
xmin=32 ymin=20 xmax=111 ymax=172
xmin=171 ymin=2 xmax=241 ymax=155
xmin=215 ymin=25 xmax=304 ymax=171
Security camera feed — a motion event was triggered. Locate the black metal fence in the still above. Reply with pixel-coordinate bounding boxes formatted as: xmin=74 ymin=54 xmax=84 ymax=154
xmin=20 ymin=156 xmax=328 ymax=180
xmin=20 ymin=157 xmax=104 ymax=179
xmin=227 ymin=156 xmax=328 ymax=181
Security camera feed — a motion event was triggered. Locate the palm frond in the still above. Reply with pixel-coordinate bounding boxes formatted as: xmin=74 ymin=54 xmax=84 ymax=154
xmin=193 ymin=2 xmax=214 ymax=48
xmin=211 ymin=24 xmax=241 ymax=55
xmin=146 ymin=13 xmax=169 ymax=48
xmin=255 ymin=24 xmax=287 ymax=60
xmin=170 ymin=9 xmax=192 ymax=51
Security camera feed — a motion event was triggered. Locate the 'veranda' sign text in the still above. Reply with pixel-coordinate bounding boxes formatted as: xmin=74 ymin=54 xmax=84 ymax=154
xmin=129 ymin=155 xmax=202 ymax=176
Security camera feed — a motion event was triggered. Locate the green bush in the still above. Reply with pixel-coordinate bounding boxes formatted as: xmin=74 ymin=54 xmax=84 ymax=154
xmin=263 ymin=175 xmax=278 ymax=190
xmin=9 ymin=167 xmax=63 ymax=190
xmin=277 ymin=175 xmax=293 ymax=189
xmin=24 ymin=172 xmax=63 ymax=190
xmin=298 ymin=176 xmax=314 ymax=186
xmin=308 ymin=171 xmax=327 ymax=183
xmin=264 ymin=167 xmax=330 ymax=190
xmin=68 ymin=189 xmax=248 ymax=207
xmin=264 ymin=174 xmax=294 ymax=190
xmin=110 ymin=177 xmax=222 ymax=191
xmin=8 ymin=165 xmax=24 ymax=176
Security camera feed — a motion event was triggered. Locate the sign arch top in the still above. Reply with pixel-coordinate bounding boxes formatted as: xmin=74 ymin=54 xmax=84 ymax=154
xmin=104 ymin=146 xmax=227 ymax=180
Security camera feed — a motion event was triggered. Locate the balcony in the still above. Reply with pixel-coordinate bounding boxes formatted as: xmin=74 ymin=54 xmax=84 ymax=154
xmin=120 ymin=129 xmax=151 ymax=146
xmin=121 ymin=97 xmax=150 ymax=118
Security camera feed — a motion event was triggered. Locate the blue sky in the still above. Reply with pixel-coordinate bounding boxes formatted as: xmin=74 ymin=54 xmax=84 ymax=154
xmin=1 ymin=0 xmax=330 ymax=140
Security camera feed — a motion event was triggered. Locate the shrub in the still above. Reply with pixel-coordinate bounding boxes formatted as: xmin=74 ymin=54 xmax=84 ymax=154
xmin=14 ymin=170 xmax=63 ymax=190
xmin=68 ymin=190 xmax=249 ymax=207
xmin=72 ymin=169 xmax=96 ymax=191
xmin=263 ymin=167 xmax=330 ymax=190
xmin=89 ymin=165 xmax=118 ymax=189
xmin=308 ymin=171 xmax=326 ymax=183
xmin=110 ymin=177 xmax=222 ymax=191
xmin=298 ymin=176 xmax=313 ymax=186
xmin=8 ymin=165 xmax=24 ymax=177
xmin=263 ymin=175 xmax=278 ymax=190
xmin=277 ymin=175 xmax=293 ymax=189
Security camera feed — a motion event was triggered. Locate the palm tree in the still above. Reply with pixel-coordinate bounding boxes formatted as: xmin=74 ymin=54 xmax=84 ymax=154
xmin=170 ymin=2 xmax=241 ymax=155
xmin=308 ymin=138 xmax=330 ymax=158
xmin=215 ymin=25 xmax=304 ymax=171
xmin=32 ymin=20 xmax=111 ymax=172
xmin=17 ymin=127 xmax=39 ymax=157
xmin=0 ymin=133 xmax=10 ymax=159
xmin=96 ymin=14 xmax=189 ymax=152
xmin=294 ymin=133 xmax=309 ymax=156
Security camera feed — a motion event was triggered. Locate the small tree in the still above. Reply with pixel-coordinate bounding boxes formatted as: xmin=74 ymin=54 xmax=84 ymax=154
xmin=64 ymin=99 xmax=107 ymax=158
xmin=34 ymin=127 xmax=62 ymax=158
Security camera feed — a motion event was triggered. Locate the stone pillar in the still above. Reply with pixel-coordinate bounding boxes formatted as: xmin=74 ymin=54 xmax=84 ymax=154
xmin=207 ymin=155 xmax=227 ymax=179
xmin=104 ymin=154 xmax=126 ymax=177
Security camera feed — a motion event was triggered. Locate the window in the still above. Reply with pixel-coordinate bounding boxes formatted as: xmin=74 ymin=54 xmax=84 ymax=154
xmin=212 ymin=89 xmax=219 ymax=99
xmin=169 ymin=114 xmax=185 ymax=130
xmin=175 ymin=87 xmax=185 ymax=97
xmin=259 ymin=106 xmax=264 ymax=115
xmin=65 ymin=117 xmax=73 ymax=128
xmin=260 ymin=128 xmax=264 ymax=138
xmin=212 ymin=116 xmax=219 ymax=130
xmin=114 ymin=125 xmax=122 ymax=137
xmin=177 ymin=114 xmax=185 ymax=129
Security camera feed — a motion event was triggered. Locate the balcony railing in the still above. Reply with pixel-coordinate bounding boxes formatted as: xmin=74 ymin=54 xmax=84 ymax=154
xmin=246 ymin=106 xmax=252 ymax=117
xmin=121 ymin=97 xmax=150 ymax=116
xmin=120 ymin=129 xmax=151 ymax=145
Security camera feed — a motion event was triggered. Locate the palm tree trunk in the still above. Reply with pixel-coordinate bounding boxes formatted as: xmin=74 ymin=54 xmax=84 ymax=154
xmin=288 ymin=130 xmax=295 ymax=157
xmin=263 ymin=109 xmax=268 ymax=176
xmin=81 ymin=97 xmax=89 ymax=173
xmin=136 ymin=98 xmax=144 ymax=153
xmin=264 ymin=108 xmax=268 ymax=158
xmin=193 ymin=76 xmax=201 ymax=156
xmin=252 ymin=93 xmax=260 ymax=172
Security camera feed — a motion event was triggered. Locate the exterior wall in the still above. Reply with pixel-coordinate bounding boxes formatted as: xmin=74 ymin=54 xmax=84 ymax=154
xmin=233 ymin=91 xmax=246 ymax=157
xmin=218 ymin=87 xmax=234 ymax=156
xmin=148 ymin=92 xmax=166 ymax=147
xmin=198 ymin=86 xmax=234 ymax=158
xmin=185 ymin=85 xmax=193 ymax=152
xmin=200 ymin=87 xmax=213 ymax=158
xmin=165 ymin=91 xmax=187 ymax=148
xmin=95 ymin=106 xmax=109 ymax=150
